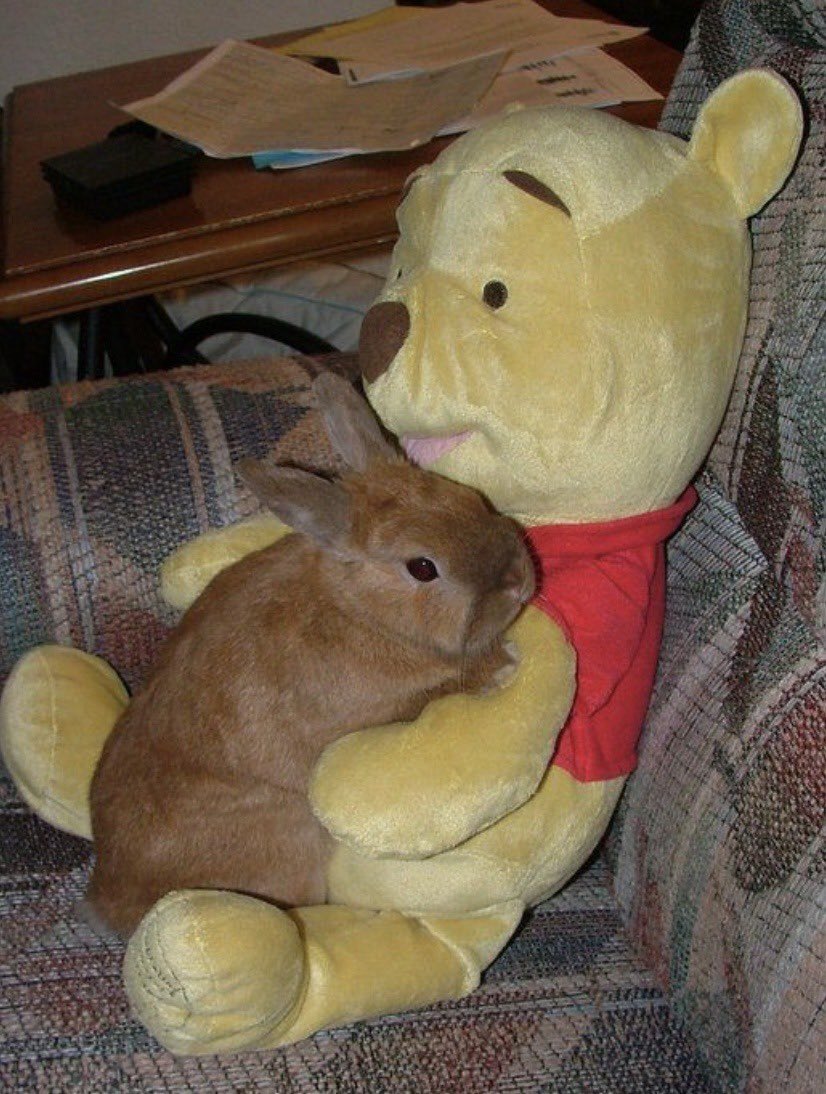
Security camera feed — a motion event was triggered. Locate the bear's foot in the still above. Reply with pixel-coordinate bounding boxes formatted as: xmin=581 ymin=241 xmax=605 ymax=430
xmin=124 ymin=889 xmax=306 ymax=1055
xmin=124 ymin=890 xmax=523 ymax=1054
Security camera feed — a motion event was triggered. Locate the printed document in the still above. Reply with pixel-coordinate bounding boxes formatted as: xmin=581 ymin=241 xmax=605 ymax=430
xmin=124 ymin=42 xmax=504 ymax=157
xmin=285 ymin=0 xmax=646 ymax=84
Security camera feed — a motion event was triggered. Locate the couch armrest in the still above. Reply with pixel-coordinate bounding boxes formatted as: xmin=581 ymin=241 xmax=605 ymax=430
xmin=608 ymin=4 xmax=825 ymax=1088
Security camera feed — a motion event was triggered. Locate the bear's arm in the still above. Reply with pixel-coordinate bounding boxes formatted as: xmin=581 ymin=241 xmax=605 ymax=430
xmin=160 ymin=516 xmax=290 ymax=611
xmin=309 ymin=606 xmax=575 ymax=859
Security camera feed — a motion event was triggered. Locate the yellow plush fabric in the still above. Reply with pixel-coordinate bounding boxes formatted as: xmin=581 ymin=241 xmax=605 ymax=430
xmin=326 ymin=765 xmax=625 ymax=915
xmin=367 ymin=72 xmax=802 ymax=525
xmin=310 ymin=607 xmax=574 ymax=858
xmin=124 ymin=888 xmax=306 ymax=1054
xmin=0 ymin=646 xmax=128 ymax=838
xmin=126 ymin=893 xmax=523 ymax=1053
xmin=161 ymin=513 xmax=289 ymax=610
xmin=0 ymin=70 xmax=804 ymax=1055
xmin=689 ymin=68 xmax=803 ymax=218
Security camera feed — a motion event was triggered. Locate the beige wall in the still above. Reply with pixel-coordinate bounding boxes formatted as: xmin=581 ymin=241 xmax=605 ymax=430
xmin=1 ymin=1 xmax=387 ymax=99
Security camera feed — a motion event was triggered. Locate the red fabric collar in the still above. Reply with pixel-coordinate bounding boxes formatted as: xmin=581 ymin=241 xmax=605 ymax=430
xmin=522 ymin=486 xmax=698 ymax=782
xmin=526 ymin=486 xmax=698 ymax=559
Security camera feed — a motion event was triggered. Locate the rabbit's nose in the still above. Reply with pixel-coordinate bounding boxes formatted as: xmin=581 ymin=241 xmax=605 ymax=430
xmin=360 ymin=301 xmax=410 ymax=383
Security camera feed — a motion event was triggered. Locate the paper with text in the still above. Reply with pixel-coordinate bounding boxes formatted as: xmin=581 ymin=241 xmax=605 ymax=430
xmin=516 ymin=47 xmax=662 ymax=105
xmin=284 ymin=0 xmax=645 ymax=84
xmin=440 ymin=48 xmax=661 ymax=134
xmin=277 ymin=4 xmax=420 ymax=59
xmin=123 ymin=41 xmax=504 ymax=157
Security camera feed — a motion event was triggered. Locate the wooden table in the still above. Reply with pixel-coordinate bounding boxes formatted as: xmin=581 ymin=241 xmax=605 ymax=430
xmin=0 ymin=1 xmax=681 ymax=358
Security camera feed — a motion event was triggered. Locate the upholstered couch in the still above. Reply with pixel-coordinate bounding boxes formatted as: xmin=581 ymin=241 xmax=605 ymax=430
xmin=1 ymin=2 xmax=822 ymax=1090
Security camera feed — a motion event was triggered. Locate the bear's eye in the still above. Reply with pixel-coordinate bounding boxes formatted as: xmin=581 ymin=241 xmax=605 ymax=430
xmin=406 ymin=557 xmax=439 ymax=582
xmin=483 ymin=280 xmax=508 ymax=309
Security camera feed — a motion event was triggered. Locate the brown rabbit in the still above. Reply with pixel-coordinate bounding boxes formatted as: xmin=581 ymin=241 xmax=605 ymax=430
xmin=86 ymin=372 xmax=535 ymax=937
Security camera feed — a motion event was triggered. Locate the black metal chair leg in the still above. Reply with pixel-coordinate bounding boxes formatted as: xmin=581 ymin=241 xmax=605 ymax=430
xmin=0 ymin=321 xmax=23 ymax=391
xmin=72 ymin=296 xmax=340 ymax=382
xmin=102 ymin=304 xmax=143 ymax=376
xmin=144 ymin=297 xmax=208 ymax=365
xmin=162 ymin=312 xmax=339 ymax=368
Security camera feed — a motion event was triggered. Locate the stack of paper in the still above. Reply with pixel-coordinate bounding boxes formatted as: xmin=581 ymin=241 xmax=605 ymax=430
xmin=125 ymin=41 xmax=505 ymax=160
xmin=287 ymin=0 xmax=645 ymax=83
xmin=123 ymin=0 xmax=662 ymax=170
xmin=445 ymin=38 xmax=664 ymax=131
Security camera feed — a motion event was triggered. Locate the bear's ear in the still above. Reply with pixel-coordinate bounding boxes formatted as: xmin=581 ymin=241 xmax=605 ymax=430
xmin=688 ymin=69 xmax=803 ymax=218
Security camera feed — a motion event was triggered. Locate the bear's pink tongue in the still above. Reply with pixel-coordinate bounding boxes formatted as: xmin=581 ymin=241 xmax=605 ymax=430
xmin=401 ymin=432 xmax=472 ymax=467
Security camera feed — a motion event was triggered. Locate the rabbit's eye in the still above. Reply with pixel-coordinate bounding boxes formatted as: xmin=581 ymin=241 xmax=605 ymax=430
xmin=483 ymin=280 xmax=508 ymax=309
xmin=406 ymin=557 xmax=439 ymax=582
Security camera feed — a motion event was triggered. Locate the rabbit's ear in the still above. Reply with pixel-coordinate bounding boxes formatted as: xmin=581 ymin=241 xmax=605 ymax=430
xmin=313 ymin=372 xmax=399 ymax=471
xmin=237 ymin=460 xmax=350 ymax=549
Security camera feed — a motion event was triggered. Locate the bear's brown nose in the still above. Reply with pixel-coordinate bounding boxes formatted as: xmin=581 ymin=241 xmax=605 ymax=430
xmin=359 ymin=301 xmax=410 ymax=383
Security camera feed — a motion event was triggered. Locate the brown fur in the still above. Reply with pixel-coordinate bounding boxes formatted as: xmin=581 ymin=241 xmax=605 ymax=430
xmin=87 ymin=375 xmax=534 ymax=937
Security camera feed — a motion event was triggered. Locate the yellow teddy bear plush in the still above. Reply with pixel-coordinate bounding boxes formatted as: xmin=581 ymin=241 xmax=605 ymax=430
xmin=0 ymin=70 xmax=802 ymax=1054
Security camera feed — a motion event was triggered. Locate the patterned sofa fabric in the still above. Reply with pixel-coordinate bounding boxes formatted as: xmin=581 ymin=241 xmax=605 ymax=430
xmin=0 ymin=356 xmax=719 ymax=1092
xmin=1 ymin=6 xmax=822 ymax=1088
xmin=607 ymin=2 xmax=825 ymax=1090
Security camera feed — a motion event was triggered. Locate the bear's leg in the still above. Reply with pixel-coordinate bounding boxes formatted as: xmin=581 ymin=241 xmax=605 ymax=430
xmin=124 ymin=889 xmax=523 ymax=1055
xmin=0 ymin=645 xmax=128 ymax=838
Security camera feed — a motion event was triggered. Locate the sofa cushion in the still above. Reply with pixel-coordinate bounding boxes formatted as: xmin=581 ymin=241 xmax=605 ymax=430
xmin=0 ymin=353 xmax=719 ymax=1084
xmin=0 ymin=841 xmax=718 ymax=1091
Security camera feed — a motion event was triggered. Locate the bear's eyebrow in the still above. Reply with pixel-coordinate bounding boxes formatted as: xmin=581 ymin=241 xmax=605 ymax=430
xmin=503 ymin=170 xmax=571 ymax=216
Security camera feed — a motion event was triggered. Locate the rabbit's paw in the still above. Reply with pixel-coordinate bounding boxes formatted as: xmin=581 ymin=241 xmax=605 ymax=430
xmin=124 ymin=889 xmax=305 ymax=1054
xmin=488 ymin=639 xmax=522 ymax=692
xmin=469 ymin=638 xmax=521 ymax=696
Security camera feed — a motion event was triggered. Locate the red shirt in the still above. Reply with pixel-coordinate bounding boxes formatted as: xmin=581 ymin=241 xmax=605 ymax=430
xmin=526 ymin=487 xmax=697 ymax=783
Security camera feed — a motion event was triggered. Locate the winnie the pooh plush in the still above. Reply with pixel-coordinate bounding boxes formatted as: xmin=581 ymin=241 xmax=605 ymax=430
xmin=0 ymin=70 xmax=802 ymax=1054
